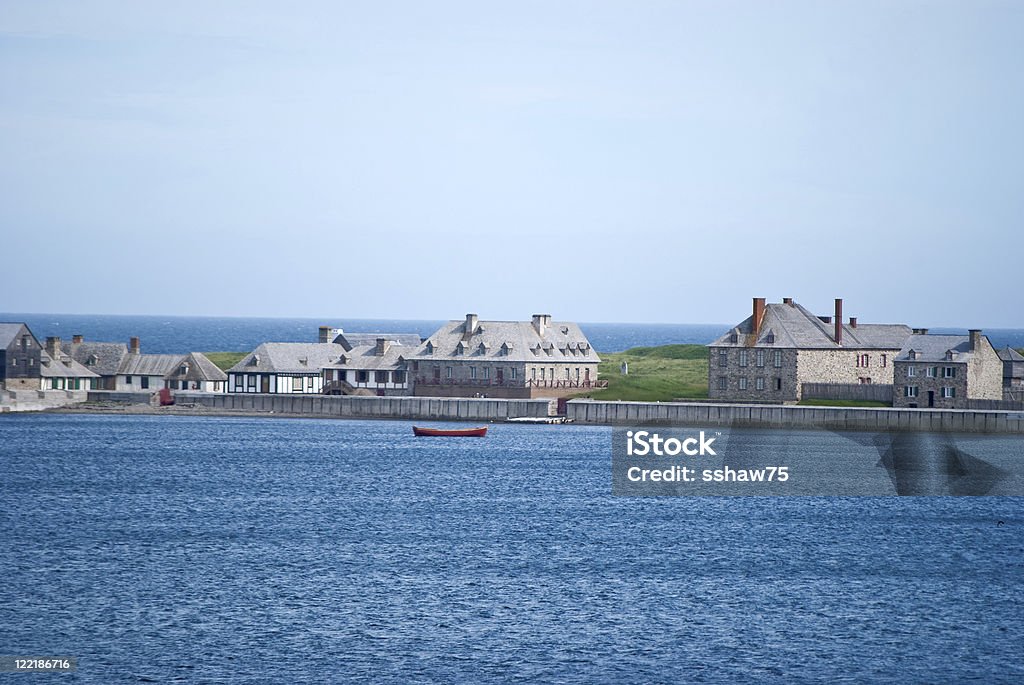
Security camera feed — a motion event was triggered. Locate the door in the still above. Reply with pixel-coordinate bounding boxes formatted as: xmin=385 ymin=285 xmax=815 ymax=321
xmin=584 ymin=368 xmax=591 ymax=384
xmin=496 ymin=368 xmax=503 ymax=384
xmin=261 ymin=375 xmax=270 ymax=393
xmin=927 ymin=390 xmax=934 ymax=408
xmin=433 ymin=367 xmax=441 ymax=382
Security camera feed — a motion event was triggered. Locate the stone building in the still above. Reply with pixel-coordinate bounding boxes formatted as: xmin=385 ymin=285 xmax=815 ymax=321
xmin=708 ymin=298 xmax=911 ymax=402
xmin=893 ymin=331 xmax=1004 ymax=409
xmin=0 ymin=322 xmax=43 ymax=390
xmin=409 ymin=314 xmax=603 ymax=399
xmin=997 ymin=347 xmax=1024 ymax=398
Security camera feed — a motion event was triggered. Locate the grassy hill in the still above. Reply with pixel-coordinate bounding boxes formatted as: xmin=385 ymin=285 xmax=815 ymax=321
xmin=580 ymin=344 xmax=709 ymax=402
xmin=204 ymin=352 xmax=247 ymax=371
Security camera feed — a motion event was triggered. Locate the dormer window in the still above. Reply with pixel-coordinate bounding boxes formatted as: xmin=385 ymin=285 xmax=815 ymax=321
xmin=455 ymin=341 xmax=467 ymax=355
xmin=479 ymin=342 xmax=490 ymax=354
xmin=251 ymin=354 xmax=261 ymax=367
xmin=298 ymin=357 xmax=308 ymax=366
xmin=908 ymin=350 xmax=917 ymax=360
xmin=425 ymin=341 xmax=435 ymax=354
xmin=86 ymin=355 xmax=98 ymax=366
xmin=764 ymin=329 xmax=775 ymax=344
xmin=945 ymin=350 xmax=955 ymax=361
xmin=179 ymin=364 xmax=189 ymax=375
xmin=729 ymin=330 xmax=739 ymax=343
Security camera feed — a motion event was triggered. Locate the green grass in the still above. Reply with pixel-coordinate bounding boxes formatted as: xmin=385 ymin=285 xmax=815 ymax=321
xmin=580 ymin=344 xmax=709 ymax=402
xmin=203 ymin=352 xmax=247 ymax=371
xmin=797 ymin=399 xmax=889 ymax=408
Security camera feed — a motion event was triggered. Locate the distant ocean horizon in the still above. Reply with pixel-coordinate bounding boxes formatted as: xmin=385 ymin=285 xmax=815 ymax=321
xmin=3 ymin=312 xmax=1024 ymax=355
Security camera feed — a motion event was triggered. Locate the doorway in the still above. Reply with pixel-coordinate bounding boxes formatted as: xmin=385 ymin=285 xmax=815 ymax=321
xmin=927 ymin=390 xmax=935 ymax=408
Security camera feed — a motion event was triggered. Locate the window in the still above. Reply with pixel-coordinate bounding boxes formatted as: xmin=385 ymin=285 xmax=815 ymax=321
xmin=881 ymin=354 xmax=887 ymax=368
xmin=393 ymin=370 xmax=406 ymax=384
xmin=356 ymin=371 xmax=368 ymax=383
xmin=718 ymin=376 xmax=727 ymax=391
xmin=926 ymin=367 xmax=937 ymax=378
xmin=510 ymin=368 xmax=518 ymax=380
xmin=942 ymin=386 xmax=956 ymax=398
xmin=540 ymin=368 xmax=546 ymax=380
xmin=484 ymin=367 xmax=490 ymax=379
xmin=125 ymin=375 xmax=133 ymax=385
xmin=375 ymin=371 xmax=388 ymax=383
xmin=738 ymin=350 xmax=748 ymax=367
xmin=857 ymin=353 xmax=870 ymax=368
xmin=247 ymin=374 xmax=256 ymax=389
xmin=905 ymin=386 xmax=919 ymax=398
xmin=756 ymin=350 xmax=765 ymax=367
xmin=470 ymin=367 xmax=477 ymax=379
xmin=756 ymin=377 xmax=765 ymax=391
xmin=943 ymin=367 xmax=956 ymax=378
xmin=775 ymin=378 xmax=782 ymax=391
xmin=908 ymin=366 xmax=917 ymax=377
xmin=179 ymin=365 xmax=188 ymax=375
xmin=446 ymin=366 xmax=453 ymax=379
xmin=141 ymin=377 xmax=149 ymax=389
xmin=531 ymin=368 xmax=536 ymax=380
xmin=292 ymin=377 xmax=303 ymax=391
xmin=738 ymin=377 xmax=748 ymax=390
xmin=718 ymin=350 xmax=728 ymax=367
xmin=565 ymin=368 xmax=571 ymax=379
xmin=773 ymin=351 xmax=782 ymax=368
xmin=10 ymin=358 xmax=15 ymax=366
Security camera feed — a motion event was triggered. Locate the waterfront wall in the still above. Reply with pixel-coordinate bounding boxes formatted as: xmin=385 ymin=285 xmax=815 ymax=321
xmin=174 ymin=392 xmax=555 ymax=420
xmin=567 ymin=399 xmax=1024 ymax=434
xmin=801 ymin=383 xmax=894 ymax=403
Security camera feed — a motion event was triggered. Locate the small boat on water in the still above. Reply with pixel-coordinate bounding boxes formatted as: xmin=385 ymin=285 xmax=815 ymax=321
xmin=412 ymin=425 xmax=488 ymax=437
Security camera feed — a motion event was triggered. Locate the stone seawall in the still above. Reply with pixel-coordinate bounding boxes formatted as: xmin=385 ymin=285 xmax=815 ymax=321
xmin=175 ymin=392 xmax=555 ymax=421
xmin=567 ymin=399 xmax=1024 ymax=434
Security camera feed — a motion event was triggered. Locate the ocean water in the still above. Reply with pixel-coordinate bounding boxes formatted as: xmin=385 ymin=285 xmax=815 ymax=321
xmin=3 ymin=312 xmax=1024 ymax=356
xmin=1 ymin=414 xmax=1022 ymax=683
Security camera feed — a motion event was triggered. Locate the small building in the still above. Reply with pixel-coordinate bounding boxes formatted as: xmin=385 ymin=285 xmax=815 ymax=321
xmin=163 ymin=352 xmax=228 ymax=392
xmin=65 ymin=335 xmax=129 ymax=390
xmin=40 ymin=337 xmax=99 ymax=390
xmin=322 ymin=333 xmax=418 ymax=396
xmin=708 ymin=298 xmax=911 ymax=402
xmin=997 ymin=347 xmax=1024 ymax=397
xmin=0 ymin=323 xmax=43 ymax=390
xmin=227 ymin=343 xmax=339 ymax=394
xmin=409 ymin=314 xmax=603 ymax=398
xmin=892 ymin=330 xmax=1003 ymax=408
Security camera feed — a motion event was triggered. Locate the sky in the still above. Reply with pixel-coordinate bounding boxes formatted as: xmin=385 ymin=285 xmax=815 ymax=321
xmin=1 ymin=1 xmax=1022 ymax=326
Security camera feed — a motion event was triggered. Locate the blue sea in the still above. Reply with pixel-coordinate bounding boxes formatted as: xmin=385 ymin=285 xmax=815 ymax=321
xmin=5 ymin=312 xmax=1023 ymax=354
xmin=1 ymin=414 xmax=1023 ymax=683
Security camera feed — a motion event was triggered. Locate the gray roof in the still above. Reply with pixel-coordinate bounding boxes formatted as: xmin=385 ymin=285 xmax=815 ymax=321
xmin=228 ymin=343 xmax=347 ymax=374
xmin=411 ymin=318 xmax=600 ymax=364
xmin=710 ymin=302 xmax=911 ymax=350
xmin=327 ymin=340 xmax=416 ymax=371
xmin=67 ymin=341 xmax=129 ymax=376
xmin=333 ymin=332 xmax=422 ymax=349
xmin=0 ymin=323 xmax=35 ymax=349
xmin=39 ymin=352 xmax=99 ymax=379
xmin=163 ymin=352 xmax=228 ymax=382
xmin=895 ymin=334 xmax=987 ymax=363
xmin=997 ymin=346 xmax=1024 ymax=362
xmin=119 ymin=353 xmax=186 ymax=376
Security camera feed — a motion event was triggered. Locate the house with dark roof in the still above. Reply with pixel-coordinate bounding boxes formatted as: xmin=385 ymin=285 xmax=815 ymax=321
xmin=40 ymin=337 xmax=98 ymax=390
xmin=0 ymin=323 xmax=43 ymax=390
xmin=708 ymin=298 xmax=912 ymax=402
xmin=64 ymin=335 xmax=129 ymax=390
xmin=408 ymin=314 xmax=603 ymax=398
xmin=163 ymin=352 xmax=228 ymax=392
xmin=997 ymin=347 xmax=1024 ymax=396
xmin=893 ymin=330 xmax=1003 ymax=408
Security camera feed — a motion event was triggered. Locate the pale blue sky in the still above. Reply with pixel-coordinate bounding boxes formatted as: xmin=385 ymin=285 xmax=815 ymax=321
xmin=2 ymin=1 xmax=1021 ymax=326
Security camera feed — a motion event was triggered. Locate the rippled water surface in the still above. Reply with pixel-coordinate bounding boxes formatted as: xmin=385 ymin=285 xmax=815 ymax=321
xmin=1 ymin=414 xmax=1022 ymax=683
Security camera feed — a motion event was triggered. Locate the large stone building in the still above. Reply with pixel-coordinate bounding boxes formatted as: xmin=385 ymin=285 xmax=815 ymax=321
xmin=409 ymin=314 xmax=603 ymax=398
xmin=893 ymin=331 xmax=1003 ymax=409
xmin=708 ymin=298 xmax=911 ymax=402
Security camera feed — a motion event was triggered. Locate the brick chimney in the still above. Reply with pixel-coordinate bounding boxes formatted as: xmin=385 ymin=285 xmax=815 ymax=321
xmin=129 ymin=337 xmax=140 ymax=354
xmin=849 ymin=317 xmax=858 ymax=328
xmin=969 ymin=329 xmax=982 ymax=351
xmin=319 ymin=326 xmax=331 ymax=343
xmin=45 ymin=336 xmax=61 ymax=357
xmin=72 ymin=334 xmax=84 ymax=344
xmin=752 ymin=298 xmax=766 ymax=336
xmin=532 ymin=314 xmax=551 ymax=337
xmin=375 ymin=338 xmax=390 ymax=356
xmin=834 ymin=299 xmax=843 ymax=346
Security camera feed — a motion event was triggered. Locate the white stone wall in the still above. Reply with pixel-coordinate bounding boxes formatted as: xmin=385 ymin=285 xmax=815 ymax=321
xmin=968 ymin=341 xmax=1004 ymax=400
xmin=795 ymin=349 xmax=898 ymax=397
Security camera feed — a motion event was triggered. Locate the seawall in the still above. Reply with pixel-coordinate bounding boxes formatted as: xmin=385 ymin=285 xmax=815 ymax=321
xmin=566 ymin=399 xmax=1024 ymax=434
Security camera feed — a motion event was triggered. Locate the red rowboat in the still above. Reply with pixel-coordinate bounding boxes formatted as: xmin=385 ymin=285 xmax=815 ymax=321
xmin=412 ymin=425 xmax=488 ymax=437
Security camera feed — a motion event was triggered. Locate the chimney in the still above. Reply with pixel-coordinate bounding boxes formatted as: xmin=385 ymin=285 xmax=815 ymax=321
xmin=45 ymin=336 xmax=61 ymax=357
xmin=319 ymin=326 xmax=331 ymax=343
xmin=969 ymin=329 xmax=982 ymax=351
xmin=532 ymin=314 xmax=551 ymax=337
xmin=819 ymin=316 xmax=832 ymax=324
xmin=913 ymin=328 xmax=929 ymax=335
xmin=782 ymin=297 xmax=793 ymax=306
xmin=465 ymin=314 xmax=479 ymax=338
xmin=129 ymin=337 xmax=140 ymax=354
xmin=752 ymin=298 xmax=766 ymax=336
xmin=849 ymin=317 xmax=858 ymax=328
xmin=375 ymin=338 xmax=390 ymax=356
xmin=72 ymin=334 xmax=83 ymax=344
xmin=834 ymin=299 xmax=843 ymax=346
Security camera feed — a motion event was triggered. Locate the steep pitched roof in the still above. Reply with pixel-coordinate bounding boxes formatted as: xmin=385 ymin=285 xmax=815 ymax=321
xmin=163 ymin=352 xmax=228 ymax=382
xmin=997 ymin=346 xmax=1024 ymax=362
xmin=326 ymin=341 xmax=415 ymax=371
xmin=333 ymin=332 xmax=422 ymax=349
xmin=411 ymin=318 xmax=600 ymax=364
xmin=710 ymin=302 xmax=911 ymax=350
xmin=895 ymin=334 xmax=986 ymax=363
xmin=39 ymin=352 xmax=99 ymax=379
xmin=119 ymin=353 xmax=185 ymax=376
xmin=66 ymin=341 xmax=129 ymax=376
xmin=0 ymin=323 xmax=38 ymax=350
xmin=227 ymin=343 xmax=346 ymax=374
